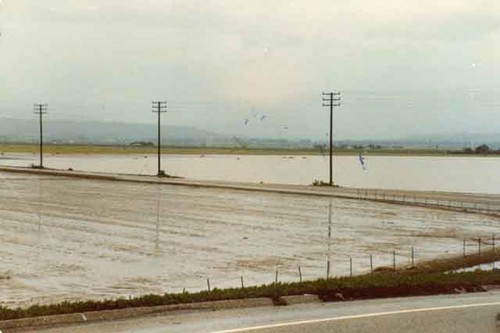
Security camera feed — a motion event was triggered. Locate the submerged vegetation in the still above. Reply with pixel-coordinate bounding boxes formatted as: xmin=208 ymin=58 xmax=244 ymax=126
xmin=311 ymin=179 xmax=339 ymax=187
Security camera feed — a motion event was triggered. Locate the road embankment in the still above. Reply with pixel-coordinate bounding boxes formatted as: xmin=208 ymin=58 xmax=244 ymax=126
xmin=0 ymin=165 xmax=499 ymax=217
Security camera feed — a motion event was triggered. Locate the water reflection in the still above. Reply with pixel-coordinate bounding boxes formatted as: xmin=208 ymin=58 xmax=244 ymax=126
xmin=155 ymin=184 xmax=161 ymax=252
xmin=326 ymin=200 xmax=332 ymax=279
xmin=37 ymin=177 xmax=42 ymax=235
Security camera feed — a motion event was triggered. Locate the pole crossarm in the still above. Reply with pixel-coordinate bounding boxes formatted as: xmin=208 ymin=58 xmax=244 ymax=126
xmin=33 ymin=104 xmax=48 ymax=114
xmin=152 ymin=101 xmax=168 ymax=113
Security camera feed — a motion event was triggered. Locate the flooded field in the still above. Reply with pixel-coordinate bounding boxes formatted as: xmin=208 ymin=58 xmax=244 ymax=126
xmin=1 ymin=153 xmax=500 ymax=194
xmin=0 ymin=172 xmax=498 ymax=308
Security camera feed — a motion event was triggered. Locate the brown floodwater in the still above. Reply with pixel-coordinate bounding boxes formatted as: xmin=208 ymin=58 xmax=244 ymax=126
xmin=0 ymin=172 xmax=498 ymax=308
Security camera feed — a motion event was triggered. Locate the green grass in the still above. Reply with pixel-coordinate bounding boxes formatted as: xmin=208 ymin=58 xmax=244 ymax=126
xmin=0 ymin=261 xmax=498 ymax=321
xmin=411 ymin=249 xmax=500 ymax=274
xmin=0 ymin=143 xmax=314 ymax=155
xmin=1 ymin=143 xmax=498 ymax=156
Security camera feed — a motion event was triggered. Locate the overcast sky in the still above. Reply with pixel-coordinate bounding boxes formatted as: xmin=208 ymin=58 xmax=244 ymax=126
xmin=1 ymin=0 xmax=499 ymax=140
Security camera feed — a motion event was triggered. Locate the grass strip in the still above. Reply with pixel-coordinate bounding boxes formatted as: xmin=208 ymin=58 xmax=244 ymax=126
xmin=2 ymin=144 xmax=498 ymax=156
xmin=0 ymin=270 xmax=498 ymax=321
xmin=411 ymin=249 xmax=500 ymax=274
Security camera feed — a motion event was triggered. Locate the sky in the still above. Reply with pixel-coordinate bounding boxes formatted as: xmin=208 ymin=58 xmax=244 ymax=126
xmin=0 ymin=0 xmax=499 ymax=141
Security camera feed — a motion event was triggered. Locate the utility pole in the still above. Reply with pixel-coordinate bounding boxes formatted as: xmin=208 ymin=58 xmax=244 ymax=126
xmin=152 ymin=101 xmax=167 ymax=176
xmin=33 ymin=104 xmax=48 ymax=168
xmin=322 ymin=92 xmax=341 ymax=186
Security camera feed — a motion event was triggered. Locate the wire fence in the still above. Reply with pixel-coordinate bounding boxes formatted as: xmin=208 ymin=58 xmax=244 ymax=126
xmin=198 ymin=234 xmax=499 ymax=293
xmin=354 ymin=189 xmax=500 ymax=216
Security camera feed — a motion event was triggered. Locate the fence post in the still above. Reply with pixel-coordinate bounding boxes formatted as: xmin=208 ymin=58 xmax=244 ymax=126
xmin=207 ymin=278 xmax=211 ymax=292
xmin=370 ymin=254 xmax=373 ymax=273
xmin=298 ymin=266 xmax=302 ymax=282
xmin=478 ymin=237 xmax=481 ymax=255
xmin=275 ymin=269 xmax=279 ymax=284
xmin=463 ymin=239 xmax=466 ymax=257
xmin=241 ymin=276 xmax=244 ymax=289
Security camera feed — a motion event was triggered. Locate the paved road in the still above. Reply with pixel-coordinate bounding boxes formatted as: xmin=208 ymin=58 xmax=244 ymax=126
xmin=23 ymin=291 xmax=500 ymax=333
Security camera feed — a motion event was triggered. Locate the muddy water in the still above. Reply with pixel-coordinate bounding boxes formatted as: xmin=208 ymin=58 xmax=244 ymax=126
xmin=1 ymin=153 xmax=499 ymax=194
xmin=0 ymin=172 xmax=498 ymax=308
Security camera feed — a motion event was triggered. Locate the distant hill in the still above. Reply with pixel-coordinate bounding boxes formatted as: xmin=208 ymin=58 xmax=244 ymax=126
xmin=0 ymin=118 xmax=498 ymax=149
xmin=0 ymin=118 xmax=226 ymax=146
xmin=0 ymin=118 xmax=316 ymax=148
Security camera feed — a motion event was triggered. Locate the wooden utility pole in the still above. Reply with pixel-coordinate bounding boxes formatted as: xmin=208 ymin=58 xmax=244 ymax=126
xmin=322 ymin=92 xmax=341 ymax=186
xmin=152 ymin=101 xmax=167 ymax=176
xmin=34 ymin=104 xmax=48 ymax=168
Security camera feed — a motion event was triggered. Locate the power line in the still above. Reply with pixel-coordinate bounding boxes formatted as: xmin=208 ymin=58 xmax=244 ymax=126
xmin=322 ymin=92 xmax=341 ymax=186
xmin=152 ymin=101 xmax=167 ymax=177
xmin=33 ymin=103 xmax=48 ymax=168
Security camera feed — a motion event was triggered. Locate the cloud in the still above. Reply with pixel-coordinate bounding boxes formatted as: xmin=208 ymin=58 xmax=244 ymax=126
xmin=11 ymin=1 xmax=500 ymax=45
xmin=1 ymin=0 xmax=500 ymax=139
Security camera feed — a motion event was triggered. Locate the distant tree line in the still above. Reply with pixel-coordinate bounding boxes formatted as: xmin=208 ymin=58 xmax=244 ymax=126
xmin=130 ymin=141 xmax=155 ymax=147
xmin=314 ymin=144 xmax=389 ymax=150
xmin=457 ymin=144 xmax=500 ymax=155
